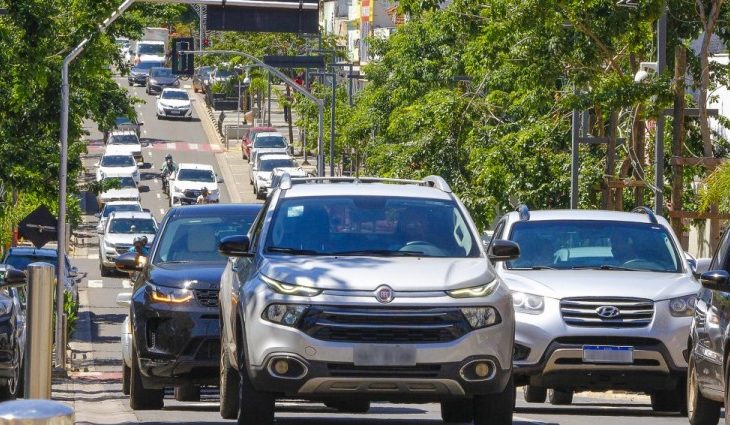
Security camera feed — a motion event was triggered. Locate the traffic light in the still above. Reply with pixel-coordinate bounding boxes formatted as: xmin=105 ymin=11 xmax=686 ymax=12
xmin=172 ymin=37 xmax=194 ymax=76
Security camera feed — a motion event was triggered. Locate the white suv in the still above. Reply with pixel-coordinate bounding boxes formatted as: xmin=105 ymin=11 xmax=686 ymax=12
xmin=107 ymin=130 xmax=143 ymax=164
xmin=168 ymin=163 xmax=221 ymax=206
xmin=492 ymin=206 xmax=698 ymax=412
xmin=98 ymin=211 xmax=157 ymax=276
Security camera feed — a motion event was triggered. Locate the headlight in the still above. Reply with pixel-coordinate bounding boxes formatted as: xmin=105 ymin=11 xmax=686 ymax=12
xmin=512 ymin=291 xmax=545 ymax=315
xmin=147 ymin=283 xmax=193 ymax=304
xmin=261 ymin=275 xmax=322 ymax=297
xmin=263 ymin=304 xmax=308 ymax=326
xmin=669 ymin=294 xmax=696 ymax=317
xmin=447 ymin=279 xmax=499 ymax=298
xmin=149 ymin=79 xmax=158 ymax=85
xmin=0 ymin=300 xmax=13 ymax=316
xmin=174 ymin=185 xmax=183 ymax=193
xmin=105 ymin=241 xmax=116 ymax=249
xmin=461 ymin=307 xmax=501 ymax=329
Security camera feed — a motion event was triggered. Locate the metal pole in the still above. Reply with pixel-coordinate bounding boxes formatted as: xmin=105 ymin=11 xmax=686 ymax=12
xmin=348 ymin=62 xmax=353 ymax=107
xmin=330 ymin=66 xmax=336 ymax=177
xmin=318 ymin=103 xmax=325 ymax=176
xmin=25 ymin=263 xmax=55 ymax=399
xmin=237 ymin=73 xmax=241 ymax=129
xmin=655 ymin=6 xmax=667 ymax=215
xmin=267 ymin=73 xmax=272 ymax=126
xmin=0 ymin=400 xmax=74 ymax=424
xmin=570 ymin=88 xmax=580 ymax=209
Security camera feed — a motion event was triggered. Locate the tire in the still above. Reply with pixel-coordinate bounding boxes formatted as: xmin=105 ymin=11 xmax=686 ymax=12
xmin=548 ymin=388 xmax=573 ymax=405
xmin=100 ymin=261 xmax=111 ymax=277
xmin=523 ymin=384 xmax=547 ymax=403
xmin=129 ymin=349 xmax=164 ymax=410
xmin=440 ymin=399 xmax=473 ymax=423
xmin=474 ymin=376 xmax=514 ymax=425
xmin=237 ymin=367 xmax=275 ymax=425
xmin=219 ymin=343 xmax=239 ymax=420
xmin=325 ymin=400 xmax=371 ymax=414
xmin=0 ymin=347 xmax=21 ymax=401
xmin=122 ymin=363 xmax=131 ymax=396
xmin=688 ymin=356 xmax=721 ymax=424
xmin=174 ymin=384 xmax=200 ymax=402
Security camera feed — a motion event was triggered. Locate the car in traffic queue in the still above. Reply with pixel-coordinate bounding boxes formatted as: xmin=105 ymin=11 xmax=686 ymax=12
xmin=95 ymin=201 xmax=144 ymax=234
xmin=95 ymin=152 xmax=140 ymax=184
xmin=98 ymin=211 xmax=157 ymax=277
xmin=249 ymin=154 xmax=299 ymax=200
xmin=240 ymin=126 xmax=275 ymax=160
xmin=491 ymin=206 xmax=699 ymax=412
xmin=106 ymin=130 xmax=143 ymax=164
xmin=192 ymin=66 xmax=215 ymax=93
xmin=168 ymin=163 xmax=222 ymax=206
xmin=3 ymin=246 xmax=80 ymax=305
xmin=156 ymin=88 xmax=192 ymax=120
xmin=267 ymin=166 xmax=308 ymax=197
xmin=128 ymin=59 xmax=165 ymax=87
xmin=0 ymin=265 xmax=27 ymax=401
xmin=218 ymin=174 xmax=519 ymax=424
xmin=96 ymin=173 xmax=141 ymax=211
xmin=114 ymin=204 xmax=262 ymax=410
xmin=248 ymin=131 xmax=289 ymax=164
xmin=104 ymin=116 xmax=143 ymax=144
xmin=146 ymin=67 xmax=180 ymax=96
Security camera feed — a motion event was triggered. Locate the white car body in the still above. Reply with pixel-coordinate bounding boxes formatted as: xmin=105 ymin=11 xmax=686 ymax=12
xmin=168 ymin=163 xmax=220 ymax=205
xmin=95 ymin=201 xmax=143 ymax=234
xmin=249 ymin=131 xmax=289 ymax=164
xmin=267 ymin=166 xmax=308 ymax=195
xmin=249 ymin=154 xmax=297 ymax=198
xmin=134 ymin=41 xmax=166 ymax=64
xmin=156 ymin=88 xmax=192 ymax=119
xmin=107 ymin=130 xmax=143 ymax=164
xmin=97 ymin=172 xmax=140 ymax=209
xmin=95 ymin=153 xmax=140 ymax=184
xmin=99 ymin=211 xmax=157 ymax=270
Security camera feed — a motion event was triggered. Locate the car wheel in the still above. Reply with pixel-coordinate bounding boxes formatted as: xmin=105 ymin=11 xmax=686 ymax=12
xmin=122 ymin=363 xmax=131 ymax=396
xmin=474 ymin=376 xmax=514 ymax=425
xmin=324 ymin=400 xmax=371 ymax=414
xmin=439 ymin=399 xmax=473 ymax=423
xmin=523 ymin=384 xmax=547 ymax=403
xmin=220 ymin=341 xmax=240 ymax=419
xmin=687 ymin=356 xmax=720 ymax=424
xmin=100 ymin=261 xmax=110 ymax=277
xmin=174 ymin=384 xmax=200 ymax=402
xmin=238 ymin=343 xmax=275 ymax=425
xmin=548 ymin=388 xmax=573 ymax=405
xmin=129 ymin=348 xmax=164 ymax=410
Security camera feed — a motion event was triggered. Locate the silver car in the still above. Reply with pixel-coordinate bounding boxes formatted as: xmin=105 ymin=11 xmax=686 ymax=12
xmin=492 ymin=206 xmax=698 ymax=412
xmin=98 ymin=211 xmax=157 ymax=276
xmin=218 ymin=175 xmax=519 ymax=425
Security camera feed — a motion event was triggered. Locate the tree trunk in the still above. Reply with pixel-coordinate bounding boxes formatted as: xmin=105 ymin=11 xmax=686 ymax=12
xmin=671 ymin=45 xmax=687 ymax=248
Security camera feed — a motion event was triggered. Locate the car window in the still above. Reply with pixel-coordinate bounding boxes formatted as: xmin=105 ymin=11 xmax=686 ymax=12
xmin=5 ymin=255 xmax=58 ymax=271
xmin=161 ymin=91 xmax=189 ymax=100
xmin=177 ymin=169 xmax=215 ymax=182
xmin=109 ymin=218 xmax=156 ymax=234
xmin=102 ymin=204 xmax=142 ymax=218
xmin=101 ymin=155 xmax=135 ymax=167
xmin=712 ymin=229 xmax=730 ymax=271
xmin=109 ymin=134 xmax=139 ymax=145
xmin=260 ymin=159 xmax=296 ymax=172
xmin=265 ymin=196 xmax=480 ymax=258
xmin=254 ymin=136 xmax=287 ymax=148
xmin=138 ymin=44 xmax=164 ymax=56
xmin=103 ymin=177 xmax=136 ymax=188
xmin=507 ymin=220 xmax=682 ymax=272
xmin=150 ymin=68 xmax=173 ymax=77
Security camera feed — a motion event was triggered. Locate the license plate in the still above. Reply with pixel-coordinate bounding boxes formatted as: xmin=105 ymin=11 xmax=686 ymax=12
xmin=582 ymin=345 xmax=633 ymax=364
xmin=168 ymin=110 xmax=181 ymax=115
xmin=353 ymin=345 xmax=416 ymax=366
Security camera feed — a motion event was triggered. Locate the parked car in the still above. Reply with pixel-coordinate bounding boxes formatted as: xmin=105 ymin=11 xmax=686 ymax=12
xmin=128 ymin=59 xmax=165 ymax=87
xmin=492 ymin=206 xmax=698 ymax=412
xmin=115 ymin=204 xmax=261 ymax=410
xmin=0 ymin=265 xmax=26 ymax=401
xmin=95 ymin=201 xmax=143 ymax=234
xmin=267 ymin=166 xmax=307 ymax=196
xmin=156 ymin=88 xmax=192 ymax=120
xmin=103 ymin=116 xmax=143 ymax=144
xmin=97 ymin=173 xmax=140 ymax=210
xmin=106 ymin=130 xmax=143 ymax=164
xmin=168 ymin=163 xmax=221 ymax=206
xmin=192 ymin=66 xmax=215 ymax=93
xmin=146 ymin=67 xmax=179 ymax=95
xmin=3 ymin=246 xmax=79 ymax=305
xmin=240 ymin=126 xmax=275 ymax=160
xmin=98 ymin=211 xmax=157 ymax=276
xmin=248 ymin=132 xmax=289 ymax=164
xmin=249 ymin=154 xmax=298 ymax=199
xmin=218 ymin=174 xmax=519 ymax=424
xmin=95 ymin=153 xmax=140 ymax=184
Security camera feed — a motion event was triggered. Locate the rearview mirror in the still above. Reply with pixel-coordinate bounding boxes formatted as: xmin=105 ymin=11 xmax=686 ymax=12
xmin=488 ymin=240 xmax=520 ymax=262
xmin=0 ymin=268 xmax=27 ymax=288
xmin=219 ymin=235 xmax=252 ymax=258
xmin=700 ymin=270 xmax=730 ymax=292
xmin=116 ymin=292 xmax=132 ymax=307
xmin=115 ymin=252 xmax=144 ymax=273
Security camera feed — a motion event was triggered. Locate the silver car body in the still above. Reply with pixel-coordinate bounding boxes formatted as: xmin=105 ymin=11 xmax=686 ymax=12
xmin=99 ymin=211 xmax=157 ymax=268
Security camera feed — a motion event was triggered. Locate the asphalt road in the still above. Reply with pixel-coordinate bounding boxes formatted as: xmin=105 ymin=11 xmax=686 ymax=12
xmin=68 ymin=78 xmax=698 ymax=424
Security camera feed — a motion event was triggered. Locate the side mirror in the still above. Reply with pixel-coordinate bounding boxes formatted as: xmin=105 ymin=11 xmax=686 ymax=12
xmin=115 ymin=252 xmax=144 ymax=273
xmin=0 ymin=268 xmax=27 ymax=288
xmin=68 ymin=266 xmax=79 ymax=278
xmin=219 ymin=235 xmax=253 ymax=258
xmin=488 ymin=240 xmax=520 ymax=262
xmin=116 ymin=292 xmax=132 ymax=307
xmin=700 ymin=270 xmax=730 ymax=291
xmin=217 ymin=177 xmax=224 ymax=184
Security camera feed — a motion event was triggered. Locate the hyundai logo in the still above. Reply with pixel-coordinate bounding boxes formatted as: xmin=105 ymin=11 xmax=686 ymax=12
xmin=375 ymin=285 xmax=394 ymax=304
xmin=596 ymin=305 xmax=621 ymax=319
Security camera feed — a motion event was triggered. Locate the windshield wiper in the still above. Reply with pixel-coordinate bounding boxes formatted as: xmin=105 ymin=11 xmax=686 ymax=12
xmin=266 ymin=247 xmax=321 ymax=255
xmin=161 ymin=260 xmax=191 ymax=264
xmin=330 ymin=249 xmax=425 ymax=257
xmin=510 ymin=265 xmax=558 ymax=270
xmin=571 ymin=265 xmax=641 ymax=271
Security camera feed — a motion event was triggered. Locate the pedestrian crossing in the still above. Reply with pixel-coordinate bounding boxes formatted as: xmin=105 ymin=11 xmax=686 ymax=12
xmin=85 ymin=279 xmax=132 ymax=289
xmin=86 ymin=141 xmax=224 ymax=153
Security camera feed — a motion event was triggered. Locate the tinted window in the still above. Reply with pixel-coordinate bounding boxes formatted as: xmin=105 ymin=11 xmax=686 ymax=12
xmin=150 ymin=68 xmax=173 ymax=78
xmin=101 ymin=155 xmax=135 ymax=167
xmin=138 ymin=44 xmax=164 ymax=56
xmin=507 ymin=220 xmax=682 ymax=273
xmin=102 ymin=204 xmax=142 ymax=218
xmin=177 ymin=169 xmax=215 ymax=183
xmin=161 ymin=91 xmax=189 ymax=100
xmin=260 ymin=159 xmax=296 ymax=172
xmin=109 ymin=218 xmax=156 ymax=234
xmin=254 ymin=136 xmax=287 ymax=148
xmin=5 ymin=255 xmax=59 ymax=271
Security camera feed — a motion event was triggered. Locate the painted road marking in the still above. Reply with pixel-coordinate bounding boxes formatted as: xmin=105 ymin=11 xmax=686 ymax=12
xmin=156 ymin=193 xmax=161 ymax=199
xmin=122 ymin=279 xmax=131 ymax=289
xmin=87 ymin=253 xmax=99 ymax=260
xmin=188 ymin=143 xmax=198 ymax=150
xmin=88 ymin=280 xmax=103 ymax=288
xmin=159 ymin=208 xmax=165 ymax=215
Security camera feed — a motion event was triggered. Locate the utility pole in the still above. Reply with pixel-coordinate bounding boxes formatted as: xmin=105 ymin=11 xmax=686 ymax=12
xmin=570 ymin=87 xmax=580 ymax=209
xmin=654 ymin=7 xmax=667 ymax=215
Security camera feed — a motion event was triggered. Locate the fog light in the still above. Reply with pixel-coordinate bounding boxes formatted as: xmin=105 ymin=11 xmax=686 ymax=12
xmin=475 ymin=362 xmax=490 ymax=378
xmin=274 ymin=360 xmax=289 ymax=375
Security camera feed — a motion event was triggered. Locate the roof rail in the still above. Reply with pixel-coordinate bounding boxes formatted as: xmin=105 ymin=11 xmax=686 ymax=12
xmin=422 ymin=176 xmax=452 ymax=193
xmin=285 ymin=175 xmax=452 ymax=192
xmin=632 ymin=206 xmax=658 ymax=224
xmin=516 ymin=204 xmax=530 ymax=221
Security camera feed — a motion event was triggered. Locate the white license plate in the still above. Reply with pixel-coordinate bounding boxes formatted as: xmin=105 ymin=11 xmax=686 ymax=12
xmin=168 ymin=110 xmax=181 ymax=115
xmin=353 ymin=345 xmax=416 ymax=366
xmin=582 ymin=345 xmax=633 ymax=364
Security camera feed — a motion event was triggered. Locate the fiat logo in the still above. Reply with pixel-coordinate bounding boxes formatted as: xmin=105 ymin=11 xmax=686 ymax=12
xmin=596 ymin=306 xmax=620 ymax=319
xmin=375 ymin=285 xmax=394 ymax=304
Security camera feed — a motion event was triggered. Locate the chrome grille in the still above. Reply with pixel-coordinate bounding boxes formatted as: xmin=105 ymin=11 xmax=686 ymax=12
xmin=560 ymin=297 xmax=654 ymax=328
xmin=115 ymin=244 xmax=132 ymax=254
xmin=194 ymin=289 xmax=219 ymax=307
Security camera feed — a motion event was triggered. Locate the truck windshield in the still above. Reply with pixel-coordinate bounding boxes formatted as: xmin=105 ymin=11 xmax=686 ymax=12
xmin=138 ymin=44 xmax=164 ymax=56
xmin=506 ymin=220 xmax=682 ymax=273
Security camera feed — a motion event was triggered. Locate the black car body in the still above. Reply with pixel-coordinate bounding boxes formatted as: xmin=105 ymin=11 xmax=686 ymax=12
xmin=2 ymin=247 xmax=79 ymax=305
xmin=128 ymin=60 xmax=165 ymax=87
xmin=146 ymin=67 xmax=179 ymax=95
xmin=0 ymin=265 xmax=26 ymax=401
xmin=125 ymin=204 xmax=261 ymax=410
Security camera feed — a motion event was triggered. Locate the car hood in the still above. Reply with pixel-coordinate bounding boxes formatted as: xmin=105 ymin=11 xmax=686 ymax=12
xmin=158 ymin=99 xmax=190 ymax=107
xmin=500 ymin=269 xmax=700 ymax=301
xmin=260 ymin=256 xmax=494 ymax=292
xmin=108 ymin=145 xmax=141 ymax=154
xmin=99 ymin=166 xmax=138 ymax=178
xmin=148 ymin=262 xmax=226 ymax=290
xmin=150 ymin=76 xmax=178 ymax=84
xmin=104 ymin=233 xmax=155 ymax=246
xmin=100 ymin=188 xmax=139 ymax=199
xmin=174 ymin=181 xmax=218 ymax=192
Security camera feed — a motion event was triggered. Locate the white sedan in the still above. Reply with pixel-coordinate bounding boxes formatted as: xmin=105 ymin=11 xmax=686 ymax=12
xmin=95 ymin=153 xmax=140 ymax=184
xmin=156 ymin=88 xmax=192 ymax=120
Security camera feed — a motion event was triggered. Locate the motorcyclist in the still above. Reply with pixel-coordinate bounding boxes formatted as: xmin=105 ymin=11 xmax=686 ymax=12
xmin=160 ymin=154 xmax=177 ymax=191
xmin=128 ymin=235 xmax=150 ymax=257
xmin=196 ymin=187 xmax=211 ymax=204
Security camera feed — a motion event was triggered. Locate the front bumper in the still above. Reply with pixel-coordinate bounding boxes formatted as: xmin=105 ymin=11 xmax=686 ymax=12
xmin=147 ymin=82 xmax=178 ymax=94
xmin=158 ymin=106 xmax=192 ymax=118
xmin=171 ymin=191 xmax=220 ymax=205
xmin=128 ymin=74 xmax=147 ymax=85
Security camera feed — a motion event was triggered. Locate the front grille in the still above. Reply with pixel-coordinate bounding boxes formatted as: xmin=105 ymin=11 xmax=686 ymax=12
xmin=184 ymin=189 xmax=201 ymax=198
xmin=298 ymin=306 xmax=471 ymax=344
xmin=115 ymin=244 xmax=132 ymax=254
xmin=327 ymin=363 xmax=441 ymax=378
xmin=560 ymin=297 xmax=654 ymax=328
xmin=194 ymin=289 xmax=219 ymax=307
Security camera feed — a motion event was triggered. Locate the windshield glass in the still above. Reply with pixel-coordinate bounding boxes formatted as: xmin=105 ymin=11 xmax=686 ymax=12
xmin=134 ymin=61 xmax=164 ymax=71
xmin=254 ymin=136 xmax=287 ymax=148
xmin=161 ymin=91 xmax=189 ymax=100
xmin=101 ymin=155 xmax=135 ymax=167
xmin=138 ymin=44 xmax=164 ymax=56
xmin=198 ymin=67 xmax=214 ymax=77
xmin=506 ymin=220 xmax=682 ymax=272
xmin=102 ymin=204 xmax=142 ymax=218
xmin=154 ymin=213 xmax=259 ymax=264
xmin=260 ymin=159 xmax=296 ymax=172
xmin=215 ymin=70 xmax=235 ymax=78
xmin=109 ymin=218 xmax=156 ymax=234
xmin=150 ymin=68 xmax=173 ymax=78
xmin=104 ymin=177 xmax=136 ymax=189
xmin=265 ymin=196 xmax=480 ymax=257
xmin=109 ymin=134 xmax=139 ymax=145
xmin=177 ymin=169 xmax=215 ymax=182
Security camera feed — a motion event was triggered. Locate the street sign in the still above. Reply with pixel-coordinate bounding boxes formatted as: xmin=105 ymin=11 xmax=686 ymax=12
xmin=172 ymin=37 xmax=194 ymax=76
xmin=263 ymin=55 xmax=325 ymax=69
xmin=207 ymin=2 xmax=319 ymax=33
xmin=18 ymin=205 xmax=58 ymax=249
